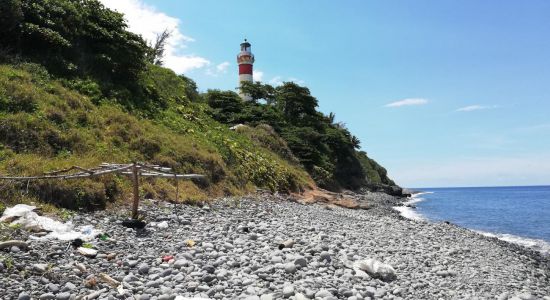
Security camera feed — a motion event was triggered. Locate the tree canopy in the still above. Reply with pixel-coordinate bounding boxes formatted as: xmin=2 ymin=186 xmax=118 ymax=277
xmin=204 ymin=81 xmax=390 ymax=191
xmin=0 ymin=0 xmax=149 ymax=84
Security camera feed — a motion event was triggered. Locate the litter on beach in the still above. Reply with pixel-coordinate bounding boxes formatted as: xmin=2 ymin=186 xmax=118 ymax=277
xmin=0 ymin=204 xmax=99 ymax=241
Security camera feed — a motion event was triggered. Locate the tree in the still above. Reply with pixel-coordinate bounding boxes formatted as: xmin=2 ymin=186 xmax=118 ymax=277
xmin=2 ymin=0 xmax=150 ymax=83
xmin=148 ymin=29 xmax=171 ymax=66
xmin=204 ymin=90 xmax=244 ymax=123
xmin=275 ymin=82 xmax=318 ymax=125
xmin=240 ymin=81 xmax=276 ymax=104
xmin=179 ymin=75 xmax=200 ymax=102
xmin=0 ymin=0 xmax=23 ymax=58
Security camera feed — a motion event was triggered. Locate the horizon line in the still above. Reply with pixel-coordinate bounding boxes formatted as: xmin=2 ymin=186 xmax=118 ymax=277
xmin=408 ymin=184 xmax=550 ymax=190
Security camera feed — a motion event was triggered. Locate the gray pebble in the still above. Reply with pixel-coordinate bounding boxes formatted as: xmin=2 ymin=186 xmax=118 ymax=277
xmin=55 ymin=292 xmax=71 ymax=300
xmin=39 ymin=293 xmax=55 ymax=300
xmin=284 ymin=263 xmax=296 ymax=274
xmin=18 ymin=293 xmax=31 ymax=300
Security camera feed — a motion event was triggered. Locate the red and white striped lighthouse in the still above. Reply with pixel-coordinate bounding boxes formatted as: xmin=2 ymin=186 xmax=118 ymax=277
xmin=237 ymin=39 xmax=254 ymax=100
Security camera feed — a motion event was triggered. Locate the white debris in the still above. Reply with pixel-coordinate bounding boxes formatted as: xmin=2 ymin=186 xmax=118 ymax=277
xmin=0 ymin=204 xmax=98 ymax=241
xmin=156 ymin=221 xmax=169 ymax=229
xmin=77 ymin=247 xmax=98 ymax=258
xmin=229 ymin=124 xmax=247 ymax=130
xmin=0 ymin=204 xmax=37 ymax=222
xmin=353 ymin=258 xmax=397 ymax=281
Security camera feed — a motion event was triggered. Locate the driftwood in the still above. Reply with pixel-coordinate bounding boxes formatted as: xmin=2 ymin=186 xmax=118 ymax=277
xmin=0 ymin=162 xmax=206 ymax=219
xmin=99 ymin=273 xmax=120 ymax=288
xmin=0 ymin=240 xmax=28 ymax=250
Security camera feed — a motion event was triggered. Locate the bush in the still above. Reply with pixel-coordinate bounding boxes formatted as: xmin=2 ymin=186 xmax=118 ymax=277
xmin=30 ymin=179 xmax=111 ymax=210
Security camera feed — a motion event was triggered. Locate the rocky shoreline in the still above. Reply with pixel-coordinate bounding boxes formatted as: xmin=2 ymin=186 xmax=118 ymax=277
xmin=1 ymin=191 xmax=549 ymax=300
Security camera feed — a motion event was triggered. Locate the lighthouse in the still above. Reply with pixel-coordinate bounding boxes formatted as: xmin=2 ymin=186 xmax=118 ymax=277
xmin=237 ymin=39 xmax=255 ymax=100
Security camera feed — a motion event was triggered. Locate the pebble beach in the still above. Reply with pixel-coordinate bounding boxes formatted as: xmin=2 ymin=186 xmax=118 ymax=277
xmin=1 ymin=192 xmax=549 ymax=300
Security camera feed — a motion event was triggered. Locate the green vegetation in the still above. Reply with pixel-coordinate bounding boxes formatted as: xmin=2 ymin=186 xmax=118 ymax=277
xmin=206 ymin=81 xmax=395 ymax=190
xmin=0 ymin=0 xmax=394 ymax=212
xmin=0 ymin=63 xmax=312 ymax=210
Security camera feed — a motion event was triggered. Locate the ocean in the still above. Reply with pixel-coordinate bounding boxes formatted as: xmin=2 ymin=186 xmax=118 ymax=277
xmin=394 ymin=185 xmax=550 ymax=255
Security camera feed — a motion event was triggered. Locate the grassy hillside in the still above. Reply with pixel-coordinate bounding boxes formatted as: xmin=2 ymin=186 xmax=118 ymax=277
xmin=0 ymin=63 xmax=313 ymax=211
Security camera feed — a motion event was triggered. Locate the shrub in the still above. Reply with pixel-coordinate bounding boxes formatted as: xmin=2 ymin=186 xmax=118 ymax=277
xmin=30 ymin=179 xmax=110 ymax=210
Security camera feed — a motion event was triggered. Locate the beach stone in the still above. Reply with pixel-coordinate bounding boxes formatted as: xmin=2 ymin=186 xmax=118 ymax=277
xmin=63 ymin=282 xmax=77 ymax=291
xmin=282 ymin=285 xmax=295 ymax=298
xmin=315 ymin=290 xmax=333 ymax=298
xmin=18 ymin=293 xmax=31 ymax=300
xmin=39 ymin=293 xmax=55 ymax=300
xmin=201 ymin=274 xmax=216 ymax=283
xmin=47 ymin=283 xmax=60 ymax=293
xmin=203 ymin=264 xmax=215 ymax=274
xmin=202 ymin=242 xmax=214 ymax=249
xmin=320 ymin=251 xmax=331 ymax=262
xmin=124 ymin=274 xmax=139 ymax=282
xmin=127 ymin=260 xmax=139 ymax=267
xmin=138 ymin=263 xmax=150 ymax=274
xmin=294 ymin=257 xmax=307 ymax=267
xmin=55 ymin=292 xmax=71 ymax=300
xmin=284 ymin=263 xmax=296 ymax=274
xmin=173 ymin=260 xmax=187 ymax=269
xmin=497 ymin=292 xmax=510 ymax=300
xmin=272 ymin=256 xmax=283 ymax=264
xmin=295 ymin=293 xmax=307 ymax=300
xmin=33 ymin=263 xmax=48 ymax=273
xmin=516 ymin=293 xmax=536 ymax=300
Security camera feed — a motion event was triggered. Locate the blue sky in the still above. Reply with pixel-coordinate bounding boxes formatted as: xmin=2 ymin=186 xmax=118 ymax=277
xmin=100 ymin=0 xmax=550 ymax=188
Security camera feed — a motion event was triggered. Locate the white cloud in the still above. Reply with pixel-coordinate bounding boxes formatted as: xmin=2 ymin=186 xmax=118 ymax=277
xmin=216 ymin=62 xmax=230 ymax=73
xmin=206 ymin=61 xmax=231 ymax=77
xmin=99 ymin=0 xmax=210 ymax=74
xmin=254 ymin=70 xmax=264 ymax=82
xmin=266 ymin=75 xmax=304 ymax=86
xmin=268 ymin=76 xmax=283 ymax=86
xmin=384 ymin=98 xmax=428 ymax=108
xmin=456 ymin=105 xmax=499 ymax=112
xmin=288 ymin=77 xmax=306 ymax=85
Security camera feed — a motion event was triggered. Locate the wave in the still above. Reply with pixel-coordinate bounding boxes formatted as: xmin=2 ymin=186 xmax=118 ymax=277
xmin=393 ymin=205 xmax=425 ymax=221
xmin=392 ymin=192 xmax=431 ymax=221
xmin=473 ymin=230 xmax=550 ymax=256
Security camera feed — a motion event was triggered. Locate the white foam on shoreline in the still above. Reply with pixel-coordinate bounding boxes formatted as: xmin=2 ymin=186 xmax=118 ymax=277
xmin=393 ymin=191 xmax=550 ymax=256
xmin=393 ymin=206 xmax=425 ymax=221
xmin=392 ymin=192 xmax=430 ymax=221
xmin=473 ymin=230 xmax=550 ymax=256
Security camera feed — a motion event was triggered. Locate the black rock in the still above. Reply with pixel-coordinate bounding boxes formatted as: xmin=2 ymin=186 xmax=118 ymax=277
xmin=122 ymin=219 xmax=146 ymax=229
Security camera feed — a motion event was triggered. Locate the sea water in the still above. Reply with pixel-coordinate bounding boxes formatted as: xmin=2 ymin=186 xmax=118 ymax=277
xmin=394 ymin=186 xmax=550 ymax=255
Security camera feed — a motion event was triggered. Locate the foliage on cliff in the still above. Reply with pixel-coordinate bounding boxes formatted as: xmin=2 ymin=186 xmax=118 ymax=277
xmin=205 ymin=82 xmax=394 ymax=190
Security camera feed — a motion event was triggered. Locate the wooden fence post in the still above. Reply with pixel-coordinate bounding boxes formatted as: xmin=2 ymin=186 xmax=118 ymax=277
xmin=131 ymin=163 xmax=140 ymax=219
